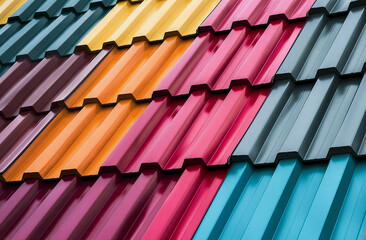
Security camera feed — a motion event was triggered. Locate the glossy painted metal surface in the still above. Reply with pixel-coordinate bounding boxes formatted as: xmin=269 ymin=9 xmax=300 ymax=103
xmin=0 ymin=109 xmax=60 ymax=178
xmin=8 ymin=0 xmax=117 ymax=23
xmin=0 ymin=47 xmax=111 ymax=118
xmin=78 ymin=0 xmax=221 ymax=51
xmin=309 ymin=0 xmax=363 ymax=15
xmin=3 ymin=100 xmax=147 ymax=182
xmin=0 ymin=0 xmax=27 ymax=25
xmin=195 ymin=155 xmax=366 ymax=239
xmin=66 ymin=37 xmax=192 ymax=108
xmin=232 ymin=74 xmax=366 ymax=165
xmin=0 ymin=166 xmax=226 ymax=239
xmin=276 ymin=6 xmax=366 ymax=82
xmin=0 ymin=6 xmax=109 ymax=64
xmin=154 ymin=21 xmax=303 ymax=97
xmin=198 ymin=0 xmax=315 ymax=32
xmin=102 ymin=86 xmax=270 ymax=174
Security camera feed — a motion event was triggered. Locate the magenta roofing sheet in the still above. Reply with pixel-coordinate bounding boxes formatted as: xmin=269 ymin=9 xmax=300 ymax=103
xmin=0 ymin=47 xmax=111 ymax=118
xmin=0 ymin=109 xmax=60 ymax=176
xmin=154 ymin=20 xmax=303 ymax=97
xmin=198 ymin=0 xmax=315 ymax=32
xmin=101 ymin=86 xmax=270 ymax=174
xmin=0 ymin=166 xmax=226 ymax=240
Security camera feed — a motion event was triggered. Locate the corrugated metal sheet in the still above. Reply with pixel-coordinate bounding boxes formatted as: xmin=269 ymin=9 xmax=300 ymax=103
xmin=0 ymin=47 xmax=111 ymax=118
xmin=198 ymin=0 xmax=315 ymax=32
xmin=78 ymin=0 xmax=221 ymax=51
xmin=0 ymin=0 xmax=27 ymax=25
xmin=309 ymin=0 xmax=363 ymax=16
xmin=2 ymin=100 xmax=147 ymax=182
xmin=0 ymin=166 xmax=226 ymax=239
xmin=232 ymin=73 xmax=366 ymax=165
xmin=195 ymin=154 xmax=366 ymax=240
xmin=0 ymin=6 xmax=109 ymax=64
xmin=8 ymin=0 xmax=117 ymax=23
xmin=154 ymin=21 xmax=303 ymax=97
xmin=66 ymin=37 xmax=192 ymax=108
xmin=0 ymin=109 xmax=60 ymax=178
xmin=101 ymin=86 xmax=270 ymax=174
xmin=276 ymin=7 xmax=366 ymax=82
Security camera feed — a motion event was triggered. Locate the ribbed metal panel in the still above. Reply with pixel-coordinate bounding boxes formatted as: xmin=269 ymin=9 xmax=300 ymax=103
xmin=195 ymin=154 xmax=366 ymax=240
xmin=198 ymin=0 xmax=315 ymax=32
xmin=0 ymin=109 xmax=60 ymax=178
xmin=8 ymin=0 xmax=117 ymax=23
xmin=0 ymin=6 xmax=109 ymax=64
xmin=0 ymin=48 xmax=111 ymax=118
xmin=0 ymin=0 xmax=27 ymax=25
xmin=309 ymin=0 xmax=364 ymax=15
xmin=101 ymin=86 xmax=270 ymax=174
xmin=0 ymin=166 xmax=226 ymax=239
xmin=3 ymin=101 xmax=147 ymax=182
xmin=276 ymin=6 xmax=366 ymax=81
xmin=232 ymin=74 xmax=366 ymax=165
xmin=154 ymin=21 xmax=303 ymax=97
xmin=78 ymin=0 xmax=221 ymax=51
xmin=66 ymin=37 xmax=192 ymax=107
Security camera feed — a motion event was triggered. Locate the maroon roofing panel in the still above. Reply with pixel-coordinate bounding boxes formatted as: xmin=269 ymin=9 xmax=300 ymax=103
xmin=154 ymin=20 xmax=303 ymax=98
xmin=0 ymin=47 xmax=112 ymax=118
xmin=0 ymin=166 xmax=227 ymax=239
xmin=102 ymin=85 xmax=270 ymax=174
xmin=198 ymin=0 xmax=315 ymax=32
xmin=0 ymin=109 xmax=60 ymax=175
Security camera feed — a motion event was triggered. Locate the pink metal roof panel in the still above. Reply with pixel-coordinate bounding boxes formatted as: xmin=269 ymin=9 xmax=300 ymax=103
xmin=0 ymin=109 xmax=60 ymax=176
xmin=0 ymin=47 xmax=111 ymax=118
xmin=0 ymin=166 xmax=226 ymax=239
xmin=102 ymin=86 xmax=270 ymax=174
xmin=154 ymin=20 xmax=303 ymax=97
xmin=198 ymin=0 xmax=315 ymax=32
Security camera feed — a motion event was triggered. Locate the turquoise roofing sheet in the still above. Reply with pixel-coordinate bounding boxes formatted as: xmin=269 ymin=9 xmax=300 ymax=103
xmin=195 ymin=154 xmax=366 ymax=239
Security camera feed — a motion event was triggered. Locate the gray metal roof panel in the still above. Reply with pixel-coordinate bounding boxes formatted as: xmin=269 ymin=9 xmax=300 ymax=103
xmin=276 ymin=7 xmax=366 ymax=81
xmin=310 ymin=0 xmax=365 ymax=15
xmin=232 ymin=73 xmax=366 ymax=165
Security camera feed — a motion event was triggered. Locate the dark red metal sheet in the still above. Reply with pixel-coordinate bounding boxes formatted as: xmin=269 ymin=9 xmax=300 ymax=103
xmin=0 ymin=109 xmax=60 ymax=175
xmin=102 ymin=85 xmax=270 ymax=174
xmin=0 ymin=166 xmax=226 ymax=239
xmin=198 ymin=0 xmax=315 ymax=32
xmin=0 ymin=47 xmax=111 ymax=118
xmin=154 ymin=20 xmax=303 ymax=97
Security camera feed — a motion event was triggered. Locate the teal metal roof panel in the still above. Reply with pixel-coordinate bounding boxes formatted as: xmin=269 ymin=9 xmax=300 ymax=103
xmin=195 ymin=154 xmax=366 ymax=239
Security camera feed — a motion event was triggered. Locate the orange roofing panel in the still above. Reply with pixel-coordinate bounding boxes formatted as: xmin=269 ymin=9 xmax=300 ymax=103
xmin=3 ymin=100 xmax=147 ymax=182
xmin=66 ymin=37 xmax=192 ymax=107
xmin=78 ymin=0 xmax=220 ymax=51
xmin=0 ymin=0 xmax=27 ymax=25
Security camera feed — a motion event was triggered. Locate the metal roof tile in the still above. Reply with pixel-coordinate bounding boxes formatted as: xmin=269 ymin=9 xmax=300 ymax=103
xmin=309 ymin=0 xmax=364 ymax=15
xmin=8 ymin=0 xmax=117 ymax=23
xmin=198 ymin=0 xmax=315 ymax=32
xmin=154 ymin=20 xmax=304 ymax=97
xmin=0 ymin=0 xmax=27 ymax=25
xmin=0 ymin=166 xmax=226 ymax=239
xmin=2 ymin=100 xmax=147 ymax=182
xmin=66 ymin=37 xmax=192 ymax=107
xmin=0 ymin=47 xmax=111 ymax=118
xmin=276 ymin=6 xmax=366 ymax=81
xmin=0 ymin=6 xmax=109 ymax=64
xmin=232 ymin=73 xmax=366 ymax=165
xmin=101 ymin=86 xmax=270 ymax=174
xmin=77 ymin=0 xmax=221 ymax=51
xmin=195 ymin=154 xmax=366 ymax=239
xmin=0 ymin=109 xmax=60 ymax=178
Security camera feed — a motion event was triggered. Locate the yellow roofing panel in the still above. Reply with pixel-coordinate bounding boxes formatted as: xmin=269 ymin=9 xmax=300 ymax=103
xmin=0 ymin=0 xmax=27 ymax=25
xmin=66 ymin=36 xmax=192 ymax=108
xmin=3 ymin=100 xmax=147 ymax=182
xmin=78 ymin=0 xmax=220 ymax=51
